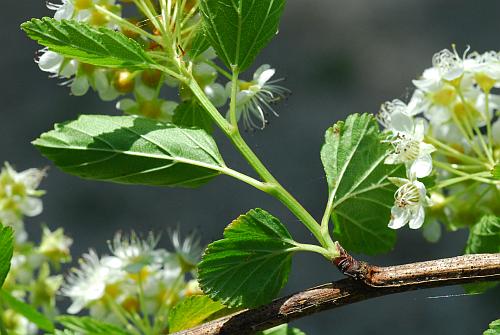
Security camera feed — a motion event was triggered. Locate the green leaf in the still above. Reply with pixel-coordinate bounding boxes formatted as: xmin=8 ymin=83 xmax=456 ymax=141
xmin=259 ymin=324 xmax=306 ymax=335
xmin=21 ymin=18 xmax=155 ymax=69
xmin=58 ymin=316 xmax=131 ymax=335
xmin=33 ymin=115 xmax=225 ymax=188
xmin=173 ymin=100 xmax=214 ymax=133
xmin=321 ymin=113 xmax=401 ymax=255
xmin=198 ymin=208 xmax=295 ymax=308
xmin=484 ymin=319 xmax=500 ymax=335
xmin=168 ymin=295 xmax=226 ymax=332
xmin=187 ymin=27 xmax=211 ymax=59
xmin=464 ymin=215 xmax=500 ymax=293
xmin=0 ymin=225 xmax=13 ymax=288
xmin=0 ymin=290 xmax=54 ymax=332
xmin=492 ymin=164 xmax=499 ymax=180
xmin=199 ymin=0 xmax=286 ymax=71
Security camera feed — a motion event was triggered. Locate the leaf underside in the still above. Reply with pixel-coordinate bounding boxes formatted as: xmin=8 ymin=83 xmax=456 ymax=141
xmin=198 ymin=208 xmax=295 ymax=308
xmin=21 ymin=18 xmax=155 ymax=69
xmin=199 ymin=0 xmax=286 ymax=71
xmin=33 ymin=115 xmax=225 ymax=188
xmin=321 ymin=113 xmax=401 ymax=255
xmin=173 ymin=100 xmax=214 ymax=134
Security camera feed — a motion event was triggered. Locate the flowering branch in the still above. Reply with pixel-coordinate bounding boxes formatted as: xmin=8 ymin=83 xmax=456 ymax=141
xmin=172 ymin=253 xmax=500 ymax=335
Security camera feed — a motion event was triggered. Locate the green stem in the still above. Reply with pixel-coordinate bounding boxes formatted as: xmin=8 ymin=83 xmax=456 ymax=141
xmin=455 ymin=89 xmax=491 ymax=161
xmin=290 ymin=242 xmax=335 ymax=258
xmin=186 ymin=78 xmax=335 ymax=253
xmin=484 ymin=92 xmax=495 ymax=151
xmin=433 ymin=161 xmax=495 ymax=188
xmin=203 ymin=59 xmax=232 ymax=80
xmin=320 ymin=190 xmax=335 ymax=238
xmin=95 ymin=5 xmax=160 ymax=42
xmin=425 ymin=136 xmax=486 ymax=166
xmin=229 ymin=67 xmax=240 ymax=127
xmin=218 ymin=167 xmax=268 ymax=191
xmin=105 ymin=296 xmax=142 ymax=335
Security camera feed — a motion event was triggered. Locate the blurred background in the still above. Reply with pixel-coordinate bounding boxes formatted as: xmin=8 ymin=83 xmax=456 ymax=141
xmin=2 ymin=1 xmax=499 ymax=334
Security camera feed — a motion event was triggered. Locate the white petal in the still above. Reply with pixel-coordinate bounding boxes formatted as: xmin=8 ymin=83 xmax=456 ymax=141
xmin=38 ymin=51 xmax=63 ymax=74
xmin=160 ymin=100 xmax=178 ymax=119
xmin=390 ymin=111 xmax=414 ymax=133
xmin=236 ymin=90 xmax=255 ymax=106
xmin=67 ymin=299 xmax=86 ymax=314
xmin=253 ymin=64 xmax=271 ymax=82
xmin=98 ymin=87 xmax=120 ymax=101
xmin=409 ymin=206 xmax=425 ymax=229
xmin=420 ymin=142 xmax=436 ymax=155
xmin=93 ymin=71 xmax=110 ymax=92
xmin=205 ymin=83 xmax=228 ymax=107
xmin=60 ymin=60 xmax=78 ymax=77
xmin=410 ymin=154 xmax=433 ymax=178
xmin=54 ymin=3 xmax=74 ymax=21
xmin=388 ymin=177 xmax=409 ymax=187
xmin=116 ymin=99 xmax=137 ymax=112
xmin=384 ymin=154 xmax=400 ymax=165
xmin=413 ymin=118 xmax=426 ymax=141
xmin=257 ymin=68 xmax=276 ymax=87
xmin=135 ymin=81 xmax=156 ymax=100
xmin=20 ymin=198 xmax=43 ymax=217
xmin=18 ymin=168 xmax=44 ymax=189
xmin=71 ymin=76 xmax=90 ymax=96
xmin=388 ymin=206 xmax=409 ymax=229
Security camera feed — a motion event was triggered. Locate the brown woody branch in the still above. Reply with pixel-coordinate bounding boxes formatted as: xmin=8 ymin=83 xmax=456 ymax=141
xmin=173 ymin=253 xmax=500 ymax=335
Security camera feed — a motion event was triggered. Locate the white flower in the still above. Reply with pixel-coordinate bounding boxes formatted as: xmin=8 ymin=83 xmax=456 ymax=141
xmin=38 ymin=226 xmax=73 ymax=263
xmin=37 ymin=50 xmax=77 ymax=79
xmin=47 ymin=0 xmax=120 ymax=27
xmin=379 ymin=100 xmax=436 ymax=178
xmin=388 ymin=177 xmax=431 ymax=230
xmin=205 ymin=83 xmax=228 ymax=107
xmin=170 ymin=230 xmax=202 ymax=272
xmin=116 ymin=78 xmax=177 ymax=121
xmin=108 ymin=231 xmax=164 ymax=273
xmin=61 ymin=250 xmax=123 ymax=314
xmin=227 ymin=64 xmax=289 ymax=130
xmin=0 ymin=163 xmax=45 ymax=227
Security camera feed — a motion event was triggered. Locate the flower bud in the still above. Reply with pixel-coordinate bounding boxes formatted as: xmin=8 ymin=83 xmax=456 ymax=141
xmin=113 ymin=70 xmax=135 ymax=93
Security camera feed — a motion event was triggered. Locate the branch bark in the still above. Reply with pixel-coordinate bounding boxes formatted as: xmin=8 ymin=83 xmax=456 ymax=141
xmin=173 ymin=253 xmax=500 ymax=335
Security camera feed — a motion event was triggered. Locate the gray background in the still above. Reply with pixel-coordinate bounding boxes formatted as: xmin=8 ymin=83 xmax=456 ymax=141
xmin=2 ymin=1 xmax=499 ymax=334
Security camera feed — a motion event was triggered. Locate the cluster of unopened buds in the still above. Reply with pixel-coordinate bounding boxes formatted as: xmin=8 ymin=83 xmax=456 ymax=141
xmin=378 ymin=46 xmax=500 ymax=240
xmin=38 ymin=0 xmax=290 ymax=129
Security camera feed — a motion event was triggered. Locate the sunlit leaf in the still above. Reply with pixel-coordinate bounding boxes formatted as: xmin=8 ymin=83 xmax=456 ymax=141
xmin=34 ymin=115 xmax=225 ymax=188
xmin=198 ymin=208 xmax=295 ymax=308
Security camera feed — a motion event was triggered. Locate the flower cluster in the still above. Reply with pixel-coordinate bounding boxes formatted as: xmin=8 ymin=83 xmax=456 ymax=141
xmin=0 ymin=163 xmax=46 ymax=242
xmin=0 ymin=163 xmax=73 ymax=335
xmin=379 ymin=46 xmax=500 ymax=236
xmin=61 ymin=231 xmax=202 ymax=332
xmin=37 ymin=1 xmax=289 ymax=129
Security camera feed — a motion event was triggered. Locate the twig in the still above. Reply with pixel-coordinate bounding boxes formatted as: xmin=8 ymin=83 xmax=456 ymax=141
xmin=172 ymin=253 xmax=500 ymax=335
